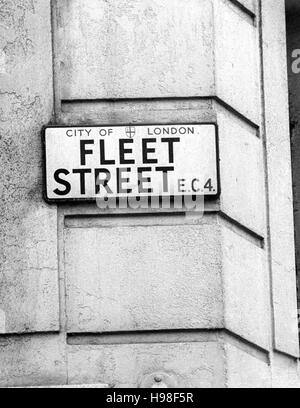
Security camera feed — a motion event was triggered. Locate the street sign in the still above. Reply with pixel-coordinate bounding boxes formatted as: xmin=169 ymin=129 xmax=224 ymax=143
xmin=43 ymin=123 xmax=219 ymax=203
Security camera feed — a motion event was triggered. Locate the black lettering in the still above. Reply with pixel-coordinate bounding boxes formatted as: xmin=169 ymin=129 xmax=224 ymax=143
xmin=72 ymin=169 xmax=91 ymax=195
xmin=53 ymin=169 xmax=71 ymax=196
xmin=138 ymin=167 xmax=153 ymax=193
xmin=119 ymin=139 xmax=135 ymax=164
xmin=117 ymin=168 xmax=132 ymax=194
xmin=192 ymin=178 xmax=200 ymax=192
xmin=80 ymin=140 xmax=94 ymax=165
xmin=142 ymin=138 xmax=157 ymax=164
xmin=100 ymin=139 xmax=115 ymax=165
xmin=161 ymin=137 xmax=180 ymax=163
xmin=156 ymin=166 xmax=174 ymax=193
xmin=178 ymin=178 xmax=186 ymax=193
xmin=95 ymin=169 xmax=112 ymax=194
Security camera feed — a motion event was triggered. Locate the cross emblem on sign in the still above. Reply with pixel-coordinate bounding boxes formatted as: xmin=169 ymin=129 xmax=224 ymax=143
xmin=125 ymin=126 xmax=136 ymax=139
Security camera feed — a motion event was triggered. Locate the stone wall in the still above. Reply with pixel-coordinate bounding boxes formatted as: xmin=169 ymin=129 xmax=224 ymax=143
xmin=0 ymin=0 xmax=298 ymax=388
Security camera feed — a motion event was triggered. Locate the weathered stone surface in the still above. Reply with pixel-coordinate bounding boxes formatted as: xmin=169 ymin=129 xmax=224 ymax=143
xmin=216 ymin=104 xmax=265 ymax=235
xmin=65 ymin=215 xmax=223 ymax=333
xmin=214 ymin=0 xmax=259 ymax=123
xmin=262 ymin=0 xmax=299 ymax=357
xmin=67 ymin=340 xmax=225 ymax=388
xmin=0 ymin=0 xmax=298 ymax=390
xmin=271 ymin=352 xmax=300 ymax=388
xmin=56 ymin=0 xmax=259 ymax=124
xmin=221 ymin=224 xmax=270 ymax=349
xmin=225 ymin=342 xmax=271 ymax=388
xmin=0 ymin=335 xmax=66 ymax=387
xmin=0 ymin=0 xmax=59 ymax=333
xmin=60 ymin=98 xmax=216 ymax=126
xmin=56 ymin=0 xmax=214 ymax=100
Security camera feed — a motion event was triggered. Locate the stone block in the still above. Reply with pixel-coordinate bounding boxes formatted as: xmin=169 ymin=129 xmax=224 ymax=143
xmin=65 ymin=215 xmax=223 ymax=333
xmin=67 ymin=340 xmax=225 ymax=388
xmin=0 ymin=335 xmax=66 ymax=387
xmin=0 ymin=0 xmax=59 ymax=333
xmin=56 ymin=0 xmax=214 ymax=100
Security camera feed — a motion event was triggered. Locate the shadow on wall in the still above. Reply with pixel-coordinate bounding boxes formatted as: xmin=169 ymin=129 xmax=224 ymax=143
xmin=286 ymin=4 xmax=300 ymax=322
xmin=286 ymin=0 xmax=300 ymax=13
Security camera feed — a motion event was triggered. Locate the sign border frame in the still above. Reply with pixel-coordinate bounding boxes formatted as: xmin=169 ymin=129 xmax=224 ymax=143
xmin=41 ymin=122 xmax=221 ymax=204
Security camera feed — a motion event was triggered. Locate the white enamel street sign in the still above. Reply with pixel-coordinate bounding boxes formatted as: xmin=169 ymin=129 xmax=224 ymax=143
xmin=43 ymin=124 xmax=219 ymax=202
